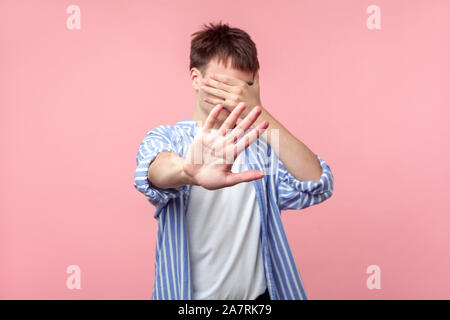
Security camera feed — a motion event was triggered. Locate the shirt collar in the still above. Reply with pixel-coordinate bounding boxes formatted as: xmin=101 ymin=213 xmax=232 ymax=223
xmin=176 ymin=119 xmax=238 ymax=135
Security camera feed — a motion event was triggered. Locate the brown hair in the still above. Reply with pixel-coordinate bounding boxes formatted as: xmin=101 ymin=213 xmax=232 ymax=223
xmin=189 ymin=21 xmax=260 ymax=76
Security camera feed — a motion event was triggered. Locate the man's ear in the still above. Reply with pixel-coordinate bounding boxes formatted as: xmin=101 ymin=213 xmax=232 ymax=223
xmin=190 ymin=68 xmax=203 ymax=91
xmin=252 ymin=71 xmax=260 ymax=88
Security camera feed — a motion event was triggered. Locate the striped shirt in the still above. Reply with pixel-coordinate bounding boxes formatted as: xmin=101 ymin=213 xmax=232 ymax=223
xmin=134 ymin=119 xmax=334 ymax=300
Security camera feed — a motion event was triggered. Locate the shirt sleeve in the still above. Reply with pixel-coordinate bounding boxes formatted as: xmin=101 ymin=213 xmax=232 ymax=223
xmin=277 ymin=153 xmax=334 ymax=211
xmin=133 ymin=125 xmax=188 ymax=217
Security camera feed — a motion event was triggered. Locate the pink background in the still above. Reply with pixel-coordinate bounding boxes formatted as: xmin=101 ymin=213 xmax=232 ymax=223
xmin=1 ymin=0 xmax=449 ymax=299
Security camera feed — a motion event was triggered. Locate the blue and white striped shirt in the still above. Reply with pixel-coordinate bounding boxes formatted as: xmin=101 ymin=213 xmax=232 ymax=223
xmin=134 ymin=119 xmax=334 ymax=300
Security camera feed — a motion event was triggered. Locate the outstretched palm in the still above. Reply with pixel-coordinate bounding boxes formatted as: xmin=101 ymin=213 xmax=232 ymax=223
xmin=183 ymin=102 xmax=269 ymax=190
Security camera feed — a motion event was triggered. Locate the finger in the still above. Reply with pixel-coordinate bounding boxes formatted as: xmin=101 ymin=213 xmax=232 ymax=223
xmin=224 ymin=170 xmax=264 ymax=187
xmin=211 ymin=73 xmax=246 ymax=87
xmin=234 ymin=120 xmax=269 ymax=155
xmin=203 ymin=95 xmax=225 ymax=105
xmin=203 ymin=95 xmax=237 ymax=113
xmin=200 ymin=84 xmax=232 ymax=101
xmin=203 ymin=104 xmax=223 ymax=130
xmin=203 ymin=89 xmax=225 ymax=101
xmin=202 ymin=76 xmax=234 ymax=93
xmin=226 ymin=106 xmax=262 ymax=144
xmin=218 ymin=102 xmax=247 ymax=136
xmin=205 ymin=76 xmax=247 ymax=95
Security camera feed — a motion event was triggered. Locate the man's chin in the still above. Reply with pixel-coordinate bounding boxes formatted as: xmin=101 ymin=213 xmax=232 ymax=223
xmin=216 ymin=108 xmax=231 ymax=121
xmin=218 ymin=106 xmax=231 ymax=115
xmin=203 ymin=103 xmax=231 ymax=120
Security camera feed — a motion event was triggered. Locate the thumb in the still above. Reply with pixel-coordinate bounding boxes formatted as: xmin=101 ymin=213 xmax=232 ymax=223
xmin=224 ymin=170 xmax=264 ymax=187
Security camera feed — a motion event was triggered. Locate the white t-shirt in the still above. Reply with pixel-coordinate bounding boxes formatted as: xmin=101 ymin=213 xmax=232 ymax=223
xmin=185 ymin=146 xmax=267 ymax=300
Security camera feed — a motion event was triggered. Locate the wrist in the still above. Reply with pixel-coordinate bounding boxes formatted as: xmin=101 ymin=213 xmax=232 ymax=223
xmin=180 ymin=158 xmax=197 ymax=186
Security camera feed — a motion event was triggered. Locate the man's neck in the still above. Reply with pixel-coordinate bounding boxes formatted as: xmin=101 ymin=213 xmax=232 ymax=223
xmin=191 ymin=103 xmax=224 ymax=130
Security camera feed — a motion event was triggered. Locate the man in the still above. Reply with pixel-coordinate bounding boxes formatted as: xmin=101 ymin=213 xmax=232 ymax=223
xmin=134 ymin=22 xmax=334 ymax=300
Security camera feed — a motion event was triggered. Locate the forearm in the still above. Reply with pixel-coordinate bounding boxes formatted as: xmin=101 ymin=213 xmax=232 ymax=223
xmin=147 ymin=151 xmax=195 ymax=189
xmin=254 ymin=108 xmax=323 ymax=182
